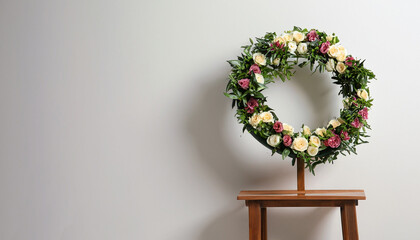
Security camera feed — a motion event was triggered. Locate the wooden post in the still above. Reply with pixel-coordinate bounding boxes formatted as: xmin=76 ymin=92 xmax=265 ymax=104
xmin=297 ymin=158 xmax=305 ymax=193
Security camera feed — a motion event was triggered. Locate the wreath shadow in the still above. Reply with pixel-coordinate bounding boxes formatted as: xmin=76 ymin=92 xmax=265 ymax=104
xmin=186 ymin=66 xmax=339 ymax=240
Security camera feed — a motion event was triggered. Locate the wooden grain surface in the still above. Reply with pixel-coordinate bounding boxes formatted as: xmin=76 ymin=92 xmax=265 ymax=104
xmin=238 ymin=190 xmax=366 ymax=200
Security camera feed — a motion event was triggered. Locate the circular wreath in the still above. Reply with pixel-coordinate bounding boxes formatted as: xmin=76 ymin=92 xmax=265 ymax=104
xmin=224 ymin=27 xmax=376 ymax=174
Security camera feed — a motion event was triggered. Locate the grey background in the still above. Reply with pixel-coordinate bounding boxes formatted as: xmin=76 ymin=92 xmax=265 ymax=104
xmin=1 ymin=0 xmax=419 ymax=239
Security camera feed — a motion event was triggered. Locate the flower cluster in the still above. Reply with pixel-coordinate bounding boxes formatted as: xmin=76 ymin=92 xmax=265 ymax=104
xmin=225 ymin=27 xmax=375 ymax=174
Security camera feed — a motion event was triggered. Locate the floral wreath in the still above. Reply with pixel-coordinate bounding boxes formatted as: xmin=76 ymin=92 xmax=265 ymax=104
xmin=224 ymin=27 xmax=376 ymax=174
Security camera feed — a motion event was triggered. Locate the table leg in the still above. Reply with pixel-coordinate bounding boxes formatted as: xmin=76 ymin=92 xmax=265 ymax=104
xmin=248 ymin=201 xmax=261 ymax=240
xmin=261 ymin=207 xmax=267 ymax=240
xmin=341 ymin=202 xmax=359 ymax=240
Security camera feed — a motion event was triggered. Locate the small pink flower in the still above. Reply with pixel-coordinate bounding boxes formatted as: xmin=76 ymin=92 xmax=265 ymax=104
xmin=245 ymin=97 xmax=259 ymax=113
xmin=340 ymin=131 xmax=350 ymax=141
xmin=323 ymin=140 xmax=329 ymax=147
xmin=327 ymin=135 xmax=341 ymax=148
xmin=238 ymin=79 xmax=250 ymax=90
xmin=358 ymin=107 xmax=368 ymax=120
xmin=319 ymin=41 xmax=330 ymax=54
xmin=283 ymin=135 xmax=292 ymax=147
xmin=248 ymin=64 xmax=261 ymax=74
xmin=351 ymin=118 xmax=362 ymax=128
xmin=307 ymin=30 xmax=319 ymax=42
xmin=352 ymin=96 xmax=359 ymax=107
xmin=345 ymin=57 xmax=355 ymax=67
xmin=273 ymin=121 xmax=283 ymax=133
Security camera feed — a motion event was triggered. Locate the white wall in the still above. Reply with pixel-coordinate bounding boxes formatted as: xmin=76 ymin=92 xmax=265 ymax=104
xmin=1 ymin=0 xmax=419 ymax=239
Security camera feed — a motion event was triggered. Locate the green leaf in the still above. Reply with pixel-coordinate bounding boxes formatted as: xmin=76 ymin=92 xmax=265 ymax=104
xmin=227 ymin=60 xmax=241 ymax=68
xmin=282 ymin=148 xmax=290 ymax=160
xmin=224 ymin=92 xmax=238 ymax=99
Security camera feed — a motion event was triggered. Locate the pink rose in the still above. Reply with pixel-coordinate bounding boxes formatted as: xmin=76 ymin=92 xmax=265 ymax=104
xmin=323 ymin=140 xmax=329 ymax=147
xmin=327 ymin=135 xmax=341 ymax=148
xmin=238 ymin=78 xmax=250 ymax=90
xmin=340 ymin=131 xmax=350 ymax=141
xmin=273 ymin=121 xmax=283 ymax=133
xmin=352 ymin=96 xmax=359 ymax=107
xmin=245 ymin=97 xmax=259 ymax=113
xmin=307 ymin=30 xmax=318 ymax=42
xmin=351 ymin=118 xmax=362 ymax=128
xmin=249 ymin=64 xmax=261 ymax=74
xmin=358 ymin=107 xmax=368 ymax=120
xmin=345 ymin=57 xmax=355 ymax=67
xmin=283 ymin=135 xmax=292 ymax=147
xmin=319 ymin=41 xmax=330 ymax=54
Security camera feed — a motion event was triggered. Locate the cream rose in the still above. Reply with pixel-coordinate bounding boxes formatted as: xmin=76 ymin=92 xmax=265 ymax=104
xmin=328 ymin=45 xmax=340 ymax=58
xmin=303 ymin=125 xmax=311 ymax=135
xmin=325 ymin=58 xmax=335 ymax=72
xmin=260 ymin=111 xmax=274 ymax=123
xmin=292 ymin=137 xmax=309 ymax=152
xmin=282 ymin=33 xmax=293 ymax=42
xmin=343 ymin=97 xmax=351 ymax=109
xmin=326 ymin=35 xmax=333 ymax=42
xmin=267 ymin=135 xmax=281 ymax=147
xmin=309 ymin=136 xmax=321 ymax=147
xmin=273 ymin=58 xmax=280 ymax=66
xmin=288 ymin=41 xmax=297 ymax=53
xmin=357 ymin=89 xmax=369 ymax=100
xmin=328 ymin=119 xmax=341 ymax=129
xmin=307 ymin=146 xmax=319 ymax=156
xmin=253 ymin=52 xmax=266 ymax=66
xmin=293 ymin=31 xmax=305 ymax=43
xmin=282 ymin=123 xmax=294 ymax=135
xmin=273 ymin=36 xmax=285 ymax=44
xmin=336 ymin=46 xmax=347 ymax=61
xmin=255 ymin=73 xmax=265 ymax=84
xmin=249 ymin=114 xmax=262 ymax=128
xmin=336 ymin=62 xmax=347 ymax=74
xmin=315 ymin=127 xmax=326 ymax=137
xmin=297 ymin=43 xmax=308 ymax=54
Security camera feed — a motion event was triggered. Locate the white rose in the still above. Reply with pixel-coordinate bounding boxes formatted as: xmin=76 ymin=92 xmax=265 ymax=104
xmin=282 ymin=123 xmax=294 ymax=135
xmin=325 ymin=58 xmax=335 ymax=72
xmin=307 ymin=146 xmax=319 ymax=156
xmin=288 ymin=41 xmax=297 ymax=53
xmin=336 ymin=62 xmax=347 ymax=74
xmin=357 ymin=89 xmax=369 ymax=100
xmin=309 ymin=136 xmax=321 ymax=147
xmin=260 ymin=111 xmax=274 ymax=123
xmin=326 ymin=35 xmax=333 ymax=42
xmin=336 ymin=52 xmax=346 ymax=62
xmin=303 ymin=125 xmax=311 ymax=135
xmin=336 ymin=46 xmax=347 ymax=61
xmin=292 ymin=137 xmax=309 ymax=152
xmin=267 ymin=135 xmax=281 ymax=147
xmin=343 ymin=97 xmax=351 ymax=109
xmin=297 ymin=43 xmax=308 ymax=54
xmin=273 ymin=36 xmax=285 ymax=44
xmin=273 ymin=58 xmax=280 ymax=66
xmin=315 ymin=128 xmax=326 ymax=137
xmin=249 ymin=114 xmax=262 ymax=128
xmin=253 ymin=52 xmax=266 ymax=66
xmin=255 ymin=73 xmax=265 ymax=84
xmin=282 ymin=33 xmax=293 ymax=42
xmin=293 ymin=31 xmax=305 ymax=43
xmin=328 ymin=119 xmax=341 ymax=129
xmin=328 ymin=45 xmax=340 ymax=58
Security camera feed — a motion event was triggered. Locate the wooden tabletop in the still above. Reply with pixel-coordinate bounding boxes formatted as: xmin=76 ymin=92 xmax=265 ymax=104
xmin=237 ymin=190 xmax=366 ymax=200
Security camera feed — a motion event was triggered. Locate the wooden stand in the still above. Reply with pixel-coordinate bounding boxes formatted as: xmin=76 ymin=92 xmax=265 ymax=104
xmin=238 ymin=158 xmax=365 ymax=240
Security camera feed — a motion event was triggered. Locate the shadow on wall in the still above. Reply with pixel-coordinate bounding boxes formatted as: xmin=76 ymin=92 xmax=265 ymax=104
xmin=186 ymin=68 xmax=338 ymax=240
